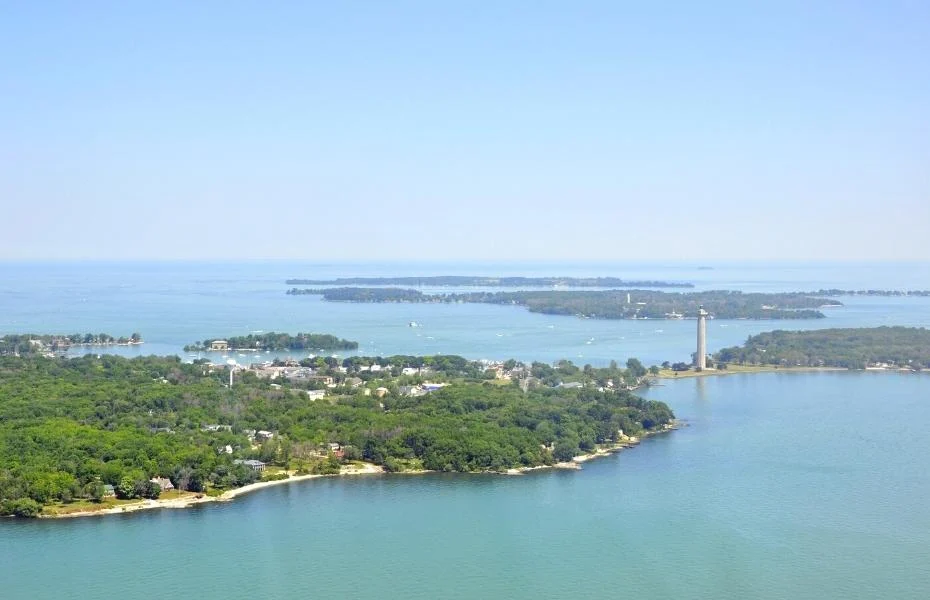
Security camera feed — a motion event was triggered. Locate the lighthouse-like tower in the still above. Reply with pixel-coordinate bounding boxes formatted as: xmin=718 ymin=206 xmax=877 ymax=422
xmin=696 ymin=306 xmax=708 ymax=370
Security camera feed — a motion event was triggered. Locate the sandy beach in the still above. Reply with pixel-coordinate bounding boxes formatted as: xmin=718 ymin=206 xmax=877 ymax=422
xmin=43 ymin=428 xmax=678 ymax=518
xmin=47 ymin=462 xmax=385 ymax=519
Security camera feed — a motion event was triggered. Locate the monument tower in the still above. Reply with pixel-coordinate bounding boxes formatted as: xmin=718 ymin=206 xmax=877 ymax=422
xmin=696 ymin=306 xmax=708 ymax=370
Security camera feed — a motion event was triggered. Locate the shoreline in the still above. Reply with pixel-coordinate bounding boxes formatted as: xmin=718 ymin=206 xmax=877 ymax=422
xmin=655 ymin=365 xmax=927 ymax=380
xmin=44 ymin=463 xmax=386 ymax=519
xmin=40 ymin=427 xmax=680 ymax=519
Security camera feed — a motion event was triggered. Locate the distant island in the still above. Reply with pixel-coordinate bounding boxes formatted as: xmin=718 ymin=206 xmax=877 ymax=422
xmin=810 ymin=289 xmax=930 ymax=297
xmin=287 ymin=287 xmax=837 ymax=320
xmin=0 ymin=333 xmax=142 ymax=356
xmin=713 ymin=326 xmax=930 ymax=370
xmin=285 ymin=276 xmax=694 ymax=288
xmin=184 ymin=332 xmax=358 ymax=353
xmin=0 ymin=352 xmax=672 ymax=517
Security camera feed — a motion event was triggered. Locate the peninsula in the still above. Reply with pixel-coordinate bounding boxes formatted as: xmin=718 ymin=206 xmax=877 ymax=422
xmin=285 ymin=276 xmax=694 ymax=288
xmin=287 ymin=288 xmax=836 ymax=319
xmin=184 ymin=332 xmax=358 ymax=353
xmin=713 ymin=326 xmax=930 ymax=370
xmin=0 ymin=333 xmax=143 ymax=356
xmin=0 ymin=352 xmax=672 ymax=518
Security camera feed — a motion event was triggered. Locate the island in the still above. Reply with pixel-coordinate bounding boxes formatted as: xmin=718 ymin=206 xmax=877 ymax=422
xmin=285 ymin=276 xmax=694 ymax=288
xmin=0 ymin=333 xmax=142 ymax=356
xmin=287 ymin=287 xmax=836 ymax=319
xmin=811 ymin=289 xmax=930 ymax=297
xmin=712 ymin=326 xmax=930 ymax=370
xmin=184 ymin=332 xmax=358 ymax=353
xmin=0 ymin=352 xmax=673 ymax=518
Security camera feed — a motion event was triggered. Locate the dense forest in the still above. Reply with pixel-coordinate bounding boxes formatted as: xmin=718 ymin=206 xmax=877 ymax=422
xmin=0 ymin=333 xmax=142 ymax=356
xmin=285 ymin=276 xmax=693 ymax=288
xmin=0 ymin=354 xmax=673 ymax=516
xmin=184 ymin=332 xmax=358 ymax=352
xmin=287 ymin=287 xmax=834 ymax=319
xmin=713 ymin=327 xmax=930 ymax=369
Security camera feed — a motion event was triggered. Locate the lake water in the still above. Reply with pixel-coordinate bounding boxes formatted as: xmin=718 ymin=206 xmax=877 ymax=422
xmin=2 ymin=261 xmax=930 ymax=366
xmin=1 ymin=261 xmax=930 ymax=599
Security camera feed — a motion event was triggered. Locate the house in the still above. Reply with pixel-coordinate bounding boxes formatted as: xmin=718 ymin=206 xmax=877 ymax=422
xmin=102 ymin=484 xmax=116 ymax=498
xmin=401 ymin=367 xmax=419 ymax=376
xmin=559 ymin=381 xmax=584 ymax=389
xmin=306 ymin=389 xmax=326 ymax=401
xmin=345 ymin=377 xmax=364 ymax=388
xmin=202 ymin=424 xmax=232 ymax=432
xmin=308 ymin=375 xmax=334 ymax=385
xmin=234 ymin=459 xmax=266 ymax=472
xmin=369 ymin=364 xmax=382 ymax=373
xmin=150 ymin=477 xmax=175 ymax=491
xmin=255 ymin=430 xmax=275 ymax=441
xmin=375 ymin=387 xmax=389 ymax=398
xmin=421 ymin=383 xmax=447 ymax=392
xmin=398 ymin=385 xmax=426 ymax=397
xmin=210 ymin=340 xmax=229 ymax=352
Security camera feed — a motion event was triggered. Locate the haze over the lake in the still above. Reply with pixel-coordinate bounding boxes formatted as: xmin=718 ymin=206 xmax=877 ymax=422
xmin=2 ymin=1 xmax=929 ymax=261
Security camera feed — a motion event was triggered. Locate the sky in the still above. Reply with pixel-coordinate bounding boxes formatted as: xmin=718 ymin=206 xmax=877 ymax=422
xmin=1 ymin=1 xmax=928 ymax=261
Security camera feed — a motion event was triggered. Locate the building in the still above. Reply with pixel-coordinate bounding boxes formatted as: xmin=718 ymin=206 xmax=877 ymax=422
xmin=306 ymin=389 xmax=326 ymax=401
xmin=150 ymin=477 xmax=175 ymax=491
xmin=695 ymin=306 xmax=708 ymax=370
xmin=234 ymin=459 xmax=266 ymax=472
xmin=210 ymin=340 xmax=229 ymax=352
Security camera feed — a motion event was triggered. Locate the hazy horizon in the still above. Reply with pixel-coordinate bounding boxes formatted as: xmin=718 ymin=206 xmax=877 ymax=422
xmin=2 ymin=2 xmax=928 ymax=261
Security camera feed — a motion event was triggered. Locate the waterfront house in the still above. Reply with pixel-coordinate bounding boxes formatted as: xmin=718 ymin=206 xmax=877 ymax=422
xmin=234 ymin=459 xmax=266 ymax=472
xmin=210 ymin=340 xmax=229 ymax=352
xmin=102 ymin=484 xmax=116 ymax=498
xmin=151 ymin=477 xmax=175 ymax=491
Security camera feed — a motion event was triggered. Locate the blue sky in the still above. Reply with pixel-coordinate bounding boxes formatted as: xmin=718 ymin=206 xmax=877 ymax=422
xmin=1 ymin=1 xmax=928 ymax=261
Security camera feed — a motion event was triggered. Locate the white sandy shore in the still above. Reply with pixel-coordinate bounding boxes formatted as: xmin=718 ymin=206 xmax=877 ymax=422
xmin=46 ymin=426 xmax=680 ymax=518
xmin=48 ymin=462 xmax=385 ymax=519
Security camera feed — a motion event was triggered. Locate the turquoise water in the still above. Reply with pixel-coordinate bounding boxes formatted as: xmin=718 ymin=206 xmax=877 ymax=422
xmin=2 ymin=372 xmax=928 ymax=599
xmin=2 ymin=261 xmax=930 ymax=599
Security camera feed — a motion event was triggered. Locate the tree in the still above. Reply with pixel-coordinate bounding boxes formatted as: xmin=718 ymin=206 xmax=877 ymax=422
xmin=553 ymin=440 xmax=579 ymax=462
xmin=648 ymin=365 xmax=660 ymax=376
xmin=626 ymin=358 xmax=647 ymax=378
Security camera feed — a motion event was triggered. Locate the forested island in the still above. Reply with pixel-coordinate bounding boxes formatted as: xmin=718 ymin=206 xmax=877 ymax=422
xmin=0 ymin=353 xmax=673 ymax=517
xmin=714 ymin=327 xmax=930 ymax=370
xmin=285 ymin=276 xmax=694 ymax=288
xmin=184 ymin=332 xmax=358 ymax=353
xmin=287 ymin=287 xmax=835 ymax=319
xmin=0 ymin=333 xmax=142 ymax=356
xmin=810 ymin=289 xmax=930 ymax=297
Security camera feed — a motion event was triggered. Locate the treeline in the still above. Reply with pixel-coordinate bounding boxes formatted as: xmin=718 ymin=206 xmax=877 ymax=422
xmin=714 ymin=327 xmax=930 ymax=369
xmin=185 ymin=332 xmax=358 ymax=352
xmin=0 ymin=333 xmax=142 ymax=356
xmin=288 ymin=288 xmax=834 ymax=319
xmin=0 ymin=354 xmax=673 ymax=516
xmin=810 ymin=289 xmax=930 ymax=297
xmin=285 ymin=276 xmax=693 ymax=288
